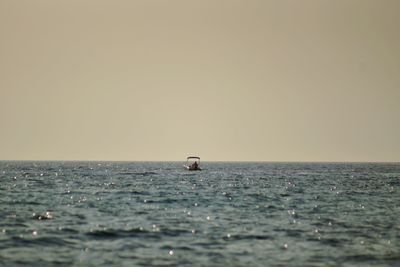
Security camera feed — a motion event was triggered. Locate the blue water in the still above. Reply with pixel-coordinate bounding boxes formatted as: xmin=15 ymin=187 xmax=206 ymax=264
xmin=0 ymin=161 xmax=399 ymax=266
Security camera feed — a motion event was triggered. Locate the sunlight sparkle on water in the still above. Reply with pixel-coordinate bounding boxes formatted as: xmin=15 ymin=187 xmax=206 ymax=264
xmin=1 ymin=161 xmax=399 ymax=267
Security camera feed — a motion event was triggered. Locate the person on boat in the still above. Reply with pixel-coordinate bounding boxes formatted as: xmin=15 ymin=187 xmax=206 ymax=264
xmin=192 ymin=161 xmax=198 ymax=169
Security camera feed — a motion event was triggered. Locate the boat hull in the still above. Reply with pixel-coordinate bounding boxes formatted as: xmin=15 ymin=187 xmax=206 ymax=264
xmin=183 ymin=165 xmax=201 ymax=171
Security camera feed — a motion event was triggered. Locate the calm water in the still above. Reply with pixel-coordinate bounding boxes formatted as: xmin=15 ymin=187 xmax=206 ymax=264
xmin=0 ymin=161 xmax=399 ymax=266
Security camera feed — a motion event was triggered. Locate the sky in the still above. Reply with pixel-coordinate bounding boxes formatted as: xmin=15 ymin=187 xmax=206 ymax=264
xmin=0 ymin=0 xmax=399 ymax=162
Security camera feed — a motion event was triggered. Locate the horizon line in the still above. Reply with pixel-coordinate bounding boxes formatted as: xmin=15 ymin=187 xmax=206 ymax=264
xmin=0 ymin=159 xmax=399 ymax=164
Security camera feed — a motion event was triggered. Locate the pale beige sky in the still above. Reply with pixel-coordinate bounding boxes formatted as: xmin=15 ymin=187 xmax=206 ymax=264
xmin=0 ymin=0 xmax=399 ymax=162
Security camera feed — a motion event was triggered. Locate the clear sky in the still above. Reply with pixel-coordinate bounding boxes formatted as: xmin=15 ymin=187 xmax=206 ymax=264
xmin=0 ymin=0 xmax=399 ymax=162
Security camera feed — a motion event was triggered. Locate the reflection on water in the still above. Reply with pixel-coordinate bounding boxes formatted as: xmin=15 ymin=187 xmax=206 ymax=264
xmin=0 ymin=161 xmax=399 ymax=266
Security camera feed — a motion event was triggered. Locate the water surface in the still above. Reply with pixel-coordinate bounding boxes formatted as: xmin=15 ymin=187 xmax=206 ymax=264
xmin=0 ymin=161 xmax=399 ymax=266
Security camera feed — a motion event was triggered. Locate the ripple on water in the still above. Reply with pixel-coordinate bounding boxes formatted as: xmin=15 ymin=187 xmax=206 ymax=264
xmin=0 ymin=161 xmax=399 ymax=266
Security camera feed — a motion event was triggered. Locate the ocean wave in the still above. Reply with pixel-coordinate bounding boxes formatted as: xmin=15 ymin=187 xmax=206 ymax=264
xmin=1 ymin=161 xmax=399 ymax=266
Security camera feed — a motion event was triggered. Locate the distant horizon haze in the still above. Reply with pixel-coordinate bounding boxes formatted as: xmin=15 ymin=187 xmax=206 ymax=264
xmin=1 ymin=0 xmax=399 ymax=162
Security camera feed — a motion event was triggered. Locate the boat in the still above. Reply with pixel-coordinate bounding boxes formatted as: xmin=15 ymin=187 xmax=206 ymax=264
xmin=184 ymin=156 xmax=201 ymax=171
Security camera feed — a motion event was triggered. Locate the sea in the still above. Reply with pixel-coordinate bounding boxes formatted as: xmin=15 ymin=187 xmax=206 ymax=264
xmin=0 ymin=161 xmax=399 ymax=267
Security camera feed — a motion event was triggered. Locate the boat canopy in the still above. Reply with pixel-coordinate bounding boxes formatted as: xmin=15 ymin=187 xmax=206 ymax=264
xmin=187 ymin=156 xmax=200 ymax=160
